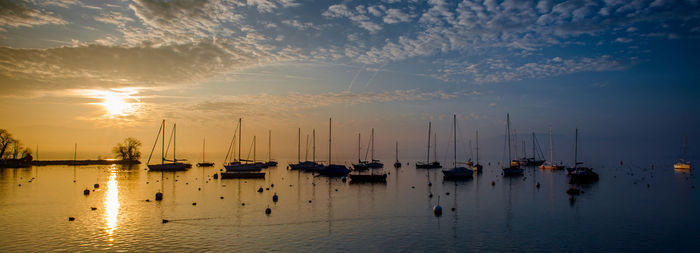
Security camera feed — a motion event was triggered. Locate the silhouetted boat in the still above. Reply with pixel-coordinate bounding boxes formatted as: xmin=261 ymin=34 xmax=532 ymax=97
xmin=224 ymin=118 xmax=262 ymax=172
xmin=147 ymin=120 xmax=192 ymax=171
xmin=443 ymin=114 xmax=473 ymax=180
xmin=264 ymin=130 xmax=278 ymax=167
xmin=540 ymin=127 xmax=563 ymax=170
xmin=567 ymin=128 xmax=599 ymax=184
xmin=518 ymin=132 xmax=546 ymax=166
xmin=674 ymin=134 xmax=692 ymax=170
xmin=289 ymin=128 xmax=321 ymax=171
xmin=394 ymin=141 xmax=401 ymax=168
xmin=318 ymin=118 xmax=350 ymax=177
xmin=352 ymin=132 xmax=369 ymax=170
xmin=502 ymin=114 xmax=523 ymax=176
xmin=197 ymin=139 xmax=214 ymax=167
xmin=353 ymin=128 xmax=383 ymax=170
xmin=416 ymin=122 xmax=442 ymax=169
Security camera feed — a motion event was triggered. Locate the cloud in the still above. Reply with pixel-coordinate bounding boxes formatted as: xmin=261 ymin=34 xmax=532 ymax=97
xmin=323 ymin=4 xmax=383 ymax=33
xmin=0 ymin=0 xmax=68 ymax=30
xmin=94 ymin=11 xmax=134 ymax=26
xmin=0 ymin=39 xmax=304 ymax=95
xmin=383 ymin=8 xmax=412 ymax=24
xmin=282 ymin=19 xmax=315 ymax=30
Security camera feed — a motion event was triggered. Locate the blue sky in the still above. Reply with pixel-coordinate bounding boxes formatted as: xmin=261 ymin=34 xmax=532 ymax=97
xmin=0 ymin=0 xmax=698 ymax=164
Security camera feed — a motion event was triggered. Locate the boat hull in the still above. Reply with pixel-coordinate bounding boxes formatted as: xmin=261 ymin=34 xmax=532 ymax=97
xmin=568 ymin=167 xmax=599 ymax=184
xmin=224 ymin=163 xmax=262 ymax=172
xmin=443 ymin=167 xmax=474 ymax=180
xmin=219 ymin=172 xmax=265 ymax=179
xmin=318 ymin=164 xmax=350 ymax=176
xmin=502 ymin=167 xmax=524 ymax=176
xmin=349 ymin=174 xmax=387 ymax=183
xmin=416 ymin=162 xmax=442 ymax=169
xmin=148 ymin=163 xmax=191 ymax=171
xmin=674 ymin=163 xmax=691 ymax=170
xmin=196 ymin=162 xmax=214 ymax=167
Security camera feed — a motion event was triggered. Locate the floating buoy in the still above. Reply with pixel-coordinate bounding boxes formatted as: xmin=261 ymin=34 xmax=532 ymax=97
xmin=433 ymin=196 xmax=442 ymax=216
xmin=272 ymin=193 xmax=278 ymax=202
xmin=271 ymin=184 xmax=274 ymax=188
xmin=451 ymin=207 xmax=456 ymax=211
xmin=491 ymin=181 xmax=495 ymax=186
xmin=428 ymin=182 xmax=432 ymax=187
xmin=145 ymin=199 xmax=150 ymax=202
xmin=241 ymin=202 xmax=245 ymax=206
xmin=192 ymin=202 xmax=197 ymax=206
xmin=155 ymin=192 xmax=163 ymax=201
xmin=18 ymin=184 xmax=21 ymax=187
xmin=536 ymin=182 xmax=540 ymax=188
xmin=308 ymin=200 xmax=312 ymax=203
xmin=257 ymin=187 xmax=263 ymax=193
xmin=266 ymin=188 xmax=270 ymax=191
xmin=68 ymin=217 xmax=75 ymax=221
xmin=94 ymin=183 xmax=99 ymax=188
xmin=445 ymin=192 xmax=450 ymax=196
xmin=213 ymin=174 xmax=219 ymax=179
xmin=162 ymin=219 xmax=169 ymax=224
xmin=220 ymin=196 xmax=224 ymax=199
xmin=429 ymin=193 xmax=433 ymax=198
xmin=90 ymin=207 xmax=97 ymax=210
xmin=335 ymin=189 xmax=338 ymax=192
xmin=198 ymin=187 xmax=201 ymax=191
xmin=411 ymin=186 xmax=415 ymax=189
xmin=265 ymin=207 xmax=271 ymax=215
xmin=83 ymin=189 xmax=90 ymax=195
xmin=341 ymin=176 xmax=347 ymax=182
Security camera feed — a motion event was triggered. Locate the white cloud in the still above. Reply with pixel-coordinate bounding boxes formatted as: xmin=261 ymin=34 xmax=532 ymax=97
xmin=383 ymin=8 xmax=412 ymax=24
xmin=0 ymin=0 xmax=68 ymax=29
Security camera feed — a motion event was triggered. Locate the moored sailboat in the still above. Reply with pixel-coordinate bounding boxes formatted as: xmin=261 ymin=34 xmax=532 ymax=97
xmin=147 ymin=120 xmax=192 ymax=171
xmin=502 ymin=114 xmax=523 ymax=176
xmin=196 ymin=139 xmax=214 ymax=167
xmin=394 ymin=141 xmax=402 ymax=168
xmin=674 ymin=134 xmax=692 ymax=170
xmin=223 ymin=118 xmax=263 ymax=172
xmin=416 ymin=122 xmax=442 ymax=169
xmin=318 ymin=118 xmax=350 ymax=176
xmin=540 ymin=127 xmax=562 ymax=170
xmin=443 ymin=114 xmax=473 ymax=180
xmin=567 ymin=128 xmax=599 ymax=184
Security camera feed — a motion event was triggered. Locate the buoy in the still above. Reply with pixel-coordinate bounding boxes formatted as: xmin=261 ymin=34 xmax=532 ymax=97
xmin=341 ymin=176 xmax=347 ymax=182
xmin=192 ymin=202 xmax=197 ymax=206
xmin=536 ymin=182 xmax=540 ymax=188
xmin=145 ymin=199 xmax=150 ymax=202
xmin=272 ymin=193 xmax=278 ymax=202
xmin=68 ymin=217 xmax=75 ymax=221
xmin=83 ymin=189 xmax=90 ymax=195
xmin=265 ymin=207 xmax=271 ymax=215
xmin=266 ymin=188 xmax=270 ymax=191
xmin=241 ymin=202 xmax=245 ymax=206
xmin=198 ymin=187 xmax=201 ymax=191
xmin=451 ymin=207 xmax=455 ymax=211
xmin=491 ymin=181 xmax=495 ymax=186
xmin=429 ymin=193 xmax=433 ymax=198
xmin=90 ymin=207 xmax=97 ymax=210
xmin=220 ymin=196 xmax=224 ymax=199
xmin=433 ymin=196 xmax=442 ymax=216
xmin=213 ymin=174 xmax=219 ymax=179
xmin=162 ymin=219 xmax=169 ymax=224
xmin=411 ymin=186 xmax=415 ymax=188
xmin=335 ymin=189 xmax=338 ymax=191
xmin=428 ymin=182 xmax=432 ymax=187
xmin=257 ymin=187 xmax=263 ymax=193
xmin=18 ymin=184 xmax=21 ymax=187
xmin=155 ymin=192 xmax=163 ymax=201
xmin=308 ymin=200 xmax=312 ymax=203
xmin=271 ymin=184 xmax=274 ymax=187
xmin=94 ymin=183 xmax=99 ymax=188
xmin=445 ymin=192 xmax=450 ymax=196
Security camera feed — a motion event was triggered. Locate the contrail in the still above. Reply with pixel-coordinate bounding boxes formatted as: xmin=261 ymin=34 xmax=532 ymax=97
xmin=365 ymin=62 xmax=388 ymax=88
xmin=346 ymin=64 xmax=365 ymax=92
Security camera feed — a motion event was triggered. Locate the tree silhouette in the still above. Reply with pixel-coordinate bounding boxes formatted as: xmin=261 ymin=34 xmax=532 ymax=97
xmin=113 ymin=137 xmax=142 ymax=161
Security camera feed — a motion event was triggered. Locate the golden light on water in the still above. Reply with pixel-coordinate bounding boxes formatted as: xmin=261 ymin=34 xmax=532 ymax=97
xmin=104 ymin=165 xmax=119 ymax=241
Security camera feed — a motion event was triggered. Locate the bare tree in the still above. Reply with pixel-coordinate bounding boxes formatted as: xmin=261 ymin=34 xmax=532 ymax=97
xmin=0 ymin=129 xmax=15 ymax=159
xmin=113 ymin=137 xmax=142 ymax=161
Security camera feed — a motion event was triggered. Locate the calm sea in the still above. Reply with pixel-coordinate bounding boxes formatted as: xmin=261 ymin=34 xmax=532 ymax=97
xmin=0 ymin=157 xmax=698 ymax=252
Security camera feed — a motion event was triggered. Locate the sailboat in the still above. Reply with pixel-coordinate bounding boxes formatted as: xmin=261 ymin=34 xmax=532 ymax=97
xmin=540 ymin=127 xmax=562 ymax=170
xmin=353 ymin=128 xmax=383 ymax=170
xmin=317 ymin=118 xmax=350 ymax=176
xmin=472 ymin=130 xmax=483 ymax=172
xmin=518 ymin=132 xmax=546 ymax=166
xmin=394 ymin=141 xmax=401 ymax=168
xmin=502 ymin=114 xmax=524 ymax=176
xmin=196 ymin=139 xmax=214 ymax=167
xmin=352 ymin=133 xmax=369 ymax=170
xmin=224 ymin=118 xmax=262 ymax=172
xmin=147 ymin=120 xmax=192 ymax=171
xmin=673 ymin=134 xmax=691 ymax=170
xmin=567 ymin=128 xmax=599 ymax=184
xmin=289 ymin=128 xmax=319 ymax=171
xmin=443 ymin=114 xmax=473 ymax=179
xmin=265 ymin=130 xmax=278 ymax=167
xmin=416 ymin=122 xmax=442 ymax=169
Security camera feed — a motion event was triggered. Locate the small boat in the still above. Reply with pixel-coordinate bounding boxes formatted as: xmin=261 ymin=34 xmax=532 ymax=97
xmin=393 ymin=141 xmax=401 ymax=168
xmin=567 ymin=128 xmax=599 ymax=184
xmin=540 ymin=127 xmax=563 ymax=170
xmin=289 ymin=129 xmax=321 ymax=171
xmin=147 ymin=120 xmax=192 ymax=171
xmin=472 ymin=129 xmax=483 ymax=172
xmin=223 ymin=118 xmax=263 ymax=172
xmin=416 ymin=122 xmax=442 ymax=169
xmin=674 ymin=134 xmax=692 ymax=170
xmin=502 ymin=114 xmax=523 ymax=176
xmin=353 ymin=128 xmax=384 ymax=170
xmin=317 ymin=118 xmax=350 ymax=177
xmin=443 ymin=114 xmax=473 ymax=180
xmin=196 ymin=139 xmax=214 ymax=167
xmin=516 ymin=132 xmax=546 ymax=166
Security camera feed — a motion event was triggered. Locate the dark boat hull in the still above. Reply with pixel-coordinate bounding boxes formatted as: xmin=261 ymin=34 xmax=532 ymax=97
xmin=318 ymin=164 xmax=350 ymax=176
xmin=197 ymin=162 xmax=214 ymax=167
xmin=219 ymin=172 xmax=266 ymax=179
xmin=416 ymin=162 xmax=442 ymax=169
xmin=502 ymin=167 xmax=524 ymax=176
xmin=148 ymin=163 xmax=191 ymax=171
xmin=349 ymin=174 xmax=387 ymax=183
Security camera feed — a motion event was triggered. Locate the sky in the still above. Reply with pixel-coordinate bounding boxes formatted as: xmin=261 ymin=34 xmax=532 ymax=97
xmin=0 ymin=0 xmax=698 ymax=165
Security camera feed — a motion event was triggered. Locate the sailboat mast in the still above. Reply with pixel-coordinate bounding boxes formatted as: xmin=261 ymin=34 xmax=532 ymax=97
xmin=574 ymin=128 xmax=578 ymax=168
xmin=514 ymin=129 xmax=518 ymax=159
xmin=297 ymin=128 xmax=300 ymax=163
xmin=268 ymin=130 xmax=271 ymax=162
xmin=395 ymin=141 xmax=398 ymax=162
xmin=253 ymin=136 xmax=256 ymax=162
xmin=161 ymin=120 xmax=165 ymax=164
xmin=453 ymin=114 xmax=456 ymax=168
xmin=358 ymin=133 xmax=361 ymax=162
xmin=507 ymin=114 xmax=511 ymax=162
xmin=683 ymin=133 xmax=687 ymax=160
xmin=313 ymin=129 xmax=316 ymax=162
xmin=427 ymin=122 xmax=431 ymax=163
xmin=238 ymin=118 xmax=241 ymax=162
xmin=203 ymin=139 xmax=205 ymax=162
xmin=328 ymin=118 xmax=332 ymax=165
xmin=305 ymin=135 xmax=309 ymax=161
xmin=532 ymin=132 xmax=536 ymax=160
xmin=174 ymin=124 xmax=177 ymax=162
xmin=434 ymin=133 xmax=437 ymax=164
xmin=371 ymin=128 xmax=375 ymax=161
xmin=476 ymin=130 xmax=480 ymax=165
xmin=549 ymin=127 xmax=553 ymax=163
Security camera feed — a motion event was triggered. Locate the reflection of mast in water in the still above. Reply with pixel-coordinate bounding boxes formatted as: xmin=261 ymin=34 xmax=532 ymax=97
xmin=452 ymin=182 xmax=458 ymax=242
xmin=327 ymin=178 xmax=333 ymax=235
xmin=236 ymin=179 xmax=242 ymax=226
xmin=505 ymin=177 xmax=513 ymax=235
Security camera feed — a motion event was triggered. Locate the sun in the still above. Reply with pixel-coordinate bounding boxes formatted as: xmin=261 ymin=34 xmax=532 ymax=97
xmin=101 ymin=92 xmax=131 ymax=116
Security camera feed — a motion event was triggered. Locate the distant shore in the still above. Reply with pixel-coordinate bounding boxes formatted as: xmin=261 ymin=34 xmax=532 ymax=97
xmin=0 ymin=159 xmax=141 ymax=168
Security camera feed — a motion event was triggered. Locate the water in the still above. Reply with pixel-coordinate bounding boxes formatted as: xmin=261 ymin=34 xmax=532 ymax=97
xmin=1 ymin=158 xmax=698 ymax=252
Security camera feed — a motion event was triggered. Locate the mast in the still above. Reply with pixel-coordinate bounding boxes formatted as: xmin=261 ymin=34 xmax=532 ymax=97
xmin=522 ymin=140 xmax=525 ymax=159
xmin=549 ymin=127 xmax=553 ymax=164
xmin=161 ymin=120 xmax=165 ymax=164
xmin=395 ymin=141 xmax=399 ymax=162
xmin=358 ymin=133 xmax=361 ymax=162
xmin=514 ymin=129 xmax=518 ymax=159
xmin=427 ymin=122 xmax=431 ymax=163
xmin=297 ymin=128 xmax=300 ymax=163
xmin=253 ymin=136 xmax=256 ymax=162
xmin=74 ymin=142 xmax=77 ymax=163
xmin=173 ymin=123 xmax=177 ymax=162
xmin=328 ymin=118 xmax=332 ymax=165
xmin=238 ymin=118 xmax=241 ymax=162
xmin=453 ymin=114 xmax=456 ymax=168
xmin=434 ymin=133 xmax=437 ymax=164
xmin=476 ymin=129 xmax=480 ymax=165
xmin=371 ymin=128 xmax=375 ymax=161
xmin=313 ymin=129 xmax=316 ymax=163
xmin=507 ymin=114 xmax=511 ymax=163
xmin=268 ymin=130 xmax=271 ymax=162
xmin=683 ymin=133 xmax=687 ymax=161
xmin=202 ymin=138 xmax=205 ymax=162
xmin=532 ymin=132 xmax=536 ymax=160
xmin=305 ymin=134 xmax=309 ymax=161
xmin=574 ymin=128 xmax=578 ymax=168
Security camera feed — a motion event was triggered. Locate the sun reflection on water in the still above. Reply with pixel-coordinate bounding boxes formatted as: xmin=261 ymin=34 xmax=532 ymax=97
xmin=104 ymin=165 xmax=119 ymax=242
